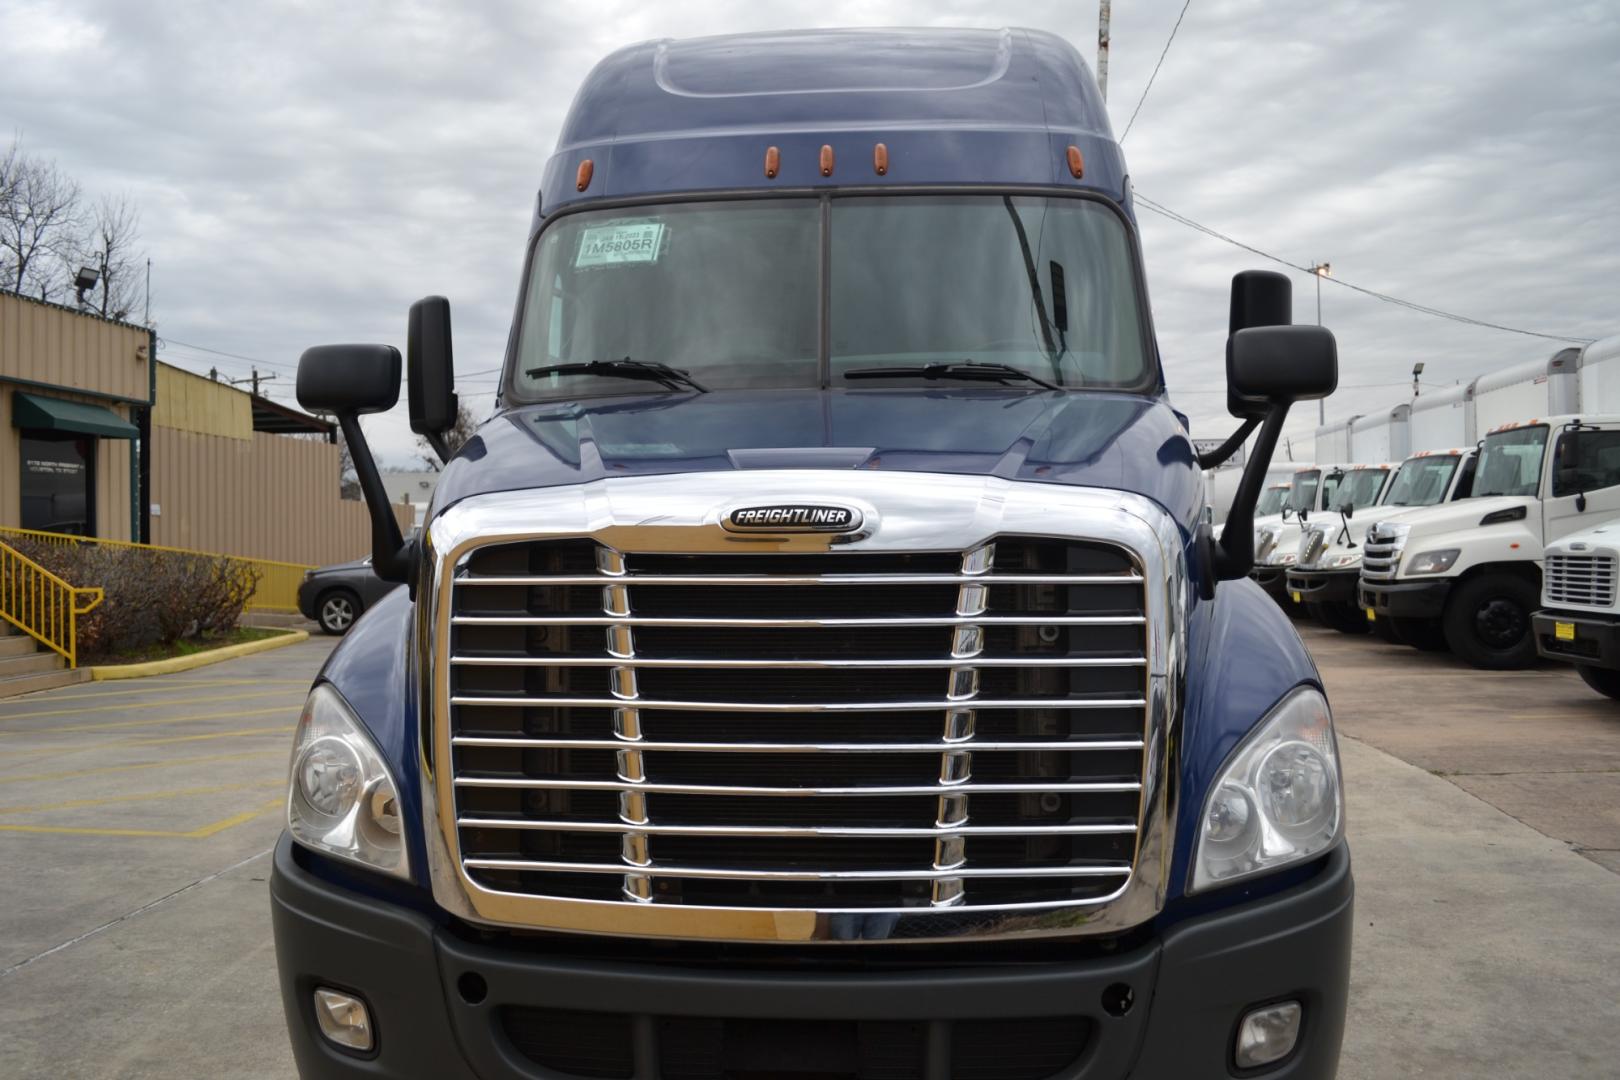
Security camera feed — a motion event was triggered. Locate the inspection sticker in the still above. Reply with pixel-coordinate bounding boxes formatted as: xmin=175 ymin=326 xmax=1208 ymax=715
xmin=576 ymin=222 xmax=665 ymax=268
xmin=1556 ymin=621 xmax=1576 ymax=641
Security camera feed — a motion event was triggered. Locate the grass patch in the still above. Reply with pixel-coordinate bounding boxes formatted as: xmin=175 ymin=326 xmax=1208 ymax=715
xmin=94 ymin=626 xmax=287 ymax=665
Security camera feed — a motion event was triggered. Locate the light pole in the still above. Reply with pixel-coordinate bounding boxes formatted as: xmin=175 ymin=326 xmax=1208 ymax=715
xmin=1311 ymin=262 xmax=1331 ymax=423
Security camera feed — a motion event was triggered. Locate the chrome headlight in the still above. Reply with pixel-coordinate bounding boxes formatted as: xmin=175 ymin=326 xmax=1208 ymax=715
xmin=286 ymin=683 xmax=408 ymax=879
xmin=1406 ymin=548 xmax=1460 ymax=575
xmin=1192 ymin=687 xmax=1344 ymax=892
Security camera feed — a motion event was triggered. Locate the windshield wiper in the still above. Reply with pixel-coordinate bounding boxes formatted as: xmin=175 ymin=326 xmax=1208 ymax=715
xmin=843 ymin=362 xmax=1062 ymax=391
xmin=524 ymin=357 xmax=708 ymax=393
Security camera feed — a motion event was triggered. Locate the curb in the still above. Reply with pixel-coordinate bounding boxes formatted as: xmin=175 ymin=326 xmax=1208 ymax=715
xmin=89 ymin=629 xmax=310 ymax=681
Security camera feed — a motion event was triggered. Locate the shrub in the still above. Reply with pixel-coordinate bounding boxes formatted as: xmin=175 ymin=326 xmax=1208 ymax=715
xmin=4 ymin=537 xmax=260 ymax=660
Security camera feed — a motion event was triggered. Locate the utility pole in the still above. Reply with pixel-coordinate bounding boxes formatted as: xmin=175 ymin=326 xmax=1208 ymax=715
xmin=228 ymin=367 xmax=276 ymax=396
xmin=1097 ymin=1 xmax=1111 ymax=100
xmin=1310 ymin=261 xmax=1331 ymax=424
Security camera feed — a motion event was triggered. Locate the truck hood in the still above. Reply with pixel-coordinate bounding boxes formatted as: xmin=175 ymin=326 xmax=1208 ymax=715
xmin=430 ymin=388 xmax=1202 ymax=527
xmin=1310 ymin=502 xmax=1434 ymax=554
xmin=1370 ymin=495 xmax=1535 ymax=542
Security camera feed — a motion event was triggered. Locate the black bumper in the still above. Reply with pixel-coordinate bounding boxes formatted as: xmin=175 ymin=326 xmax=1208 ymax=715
xmin=296 ymin=579 xmax=319 ymax=620
xmin=1285 ymin=569 xmax=1358 ymax=607
xmin=1249 ymin=565 xmax=1292 ymax=603
xmin=1358 ymin=578 xmax=1452 ymax=621
xmin=1533 ymin=610 xmax=1620 ymax=669
xmin=270 ymin=834 xmax=1353 ymax=1080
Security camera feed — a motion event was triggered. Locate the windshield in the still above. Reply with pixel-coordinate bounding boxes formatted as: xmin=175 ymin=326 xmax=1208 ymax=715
xmin=1287 ymin=471 xmax=1322 ymax=512
xmin=1330 ymin=468 xmax=1389 ymax=512
xmin=510 ymin=195 xmax=1151 ymax=400
xmin=1256 ymin=486 xmax=1291 ymax=516
xmin=1473 ymin=426 xmax=1548 ymax=498
xmin=1383 ymin=455 xmax=1460 ymax=507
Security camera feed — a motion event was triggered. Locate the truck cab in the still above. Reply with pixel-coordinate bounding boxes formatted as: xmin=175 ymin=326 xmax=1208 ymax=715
xmin=1533 ymin=520 xmax=1620 ymax=699
xmin=1250 ymin=464 xmax=1354 ymax=605
xmin=1361 ymin=415 xmax=1620 ymax=667
xmin=1288 ymin=449 xmax=1477 ymax=634
xmin=272 ymin=28 xmax=1351 ymax=1080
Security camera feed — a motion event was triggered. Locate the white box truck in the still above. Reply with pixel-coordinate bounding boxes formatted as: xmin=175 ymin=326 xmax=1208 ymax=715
xmin=1251 ymin=463 xmax=1374 ymax=605
xmin=1313 ymin=417 xmax=1356 ymax=464
xmin=1409 ymin=382 xmax=1473 ymax=452
xmin=1533 ymin=519 xmax=1620 ymax=699
xmin=1361 ymin=415 xmax=1620 ymax=667
xmin=1348 ymin=405 xmax=1411 ymax=464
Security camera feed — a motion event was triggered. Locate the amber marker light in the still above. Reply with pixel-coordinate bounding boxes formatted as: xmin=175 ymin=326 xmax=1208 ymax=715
xmin=575 ymin=159 xmax=594 ymax=192
xmin=1066 ymin=145 xmax=1084 ymax=178
xmin=764 ymin=146 xmax=780 ymax=179
xmin=820 ymin=144 xmax=835 ymax=177
xmin=873 ymin=143 xmax=888 ymax=176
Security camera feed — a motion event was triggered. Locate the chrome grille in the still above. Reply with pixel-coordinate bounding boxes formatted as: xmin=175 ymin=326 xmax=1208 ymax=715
xmin=1299 ymin=527 xmax=1328 ymax=568
xmin=1361 ymin=528 xmax=1401 ymax=581
xmin=1546 ymin=554 xmax=1618 ymax=608
xmin=443 ymin=537 xmax=1149 ymax=921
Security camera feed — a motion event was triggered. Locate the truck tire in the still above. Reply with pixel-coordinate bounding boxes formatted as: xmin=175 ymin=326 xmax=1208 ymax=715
xmin=317 ymin=589 xmax=361 ymax=636
xmin=1308 ymin=601 xmax=1369 ymax=635
xmin=1577 ymin=665 xmax=1620 ymax=700
xmin=1441 ymin=575 xmax=1539 ymax=669
xmin=1390 ymin=617 xmax=1448 ymax=651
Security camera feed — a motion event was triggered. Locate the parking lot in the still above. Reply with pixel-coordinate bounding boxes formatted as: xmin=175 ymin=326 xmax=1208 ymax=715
xmin=1 ymin=625 xmax=1618 ymax=1078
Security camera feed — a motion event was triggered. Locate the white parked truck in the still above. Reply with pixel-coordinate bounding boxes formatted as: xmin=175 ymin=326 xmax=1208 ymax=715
xmin=1360 ymin=415 xmax=1620 ymax=667
xmin=1532 ymin=519 xmax=1620 ymax=699
xmin=1287 ymin=448 xmax=1477 ymax=635
xmin=1251 ymin=463 xmax=1382 ymax=605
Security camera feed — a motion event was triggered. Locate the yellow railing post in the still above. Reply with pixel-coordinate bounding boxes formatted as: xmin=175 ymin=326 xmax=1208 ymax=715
xmin=0 ymin=539 xmax=102 ymax=668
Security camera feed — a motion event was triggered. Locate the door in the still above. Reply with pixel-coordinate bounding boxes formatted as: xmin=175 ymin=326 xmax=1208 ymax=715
xmin=18 ymin=432 xmax=96 ymax=536
xmin=1543 ymin=424 xmax=1620 ymax=543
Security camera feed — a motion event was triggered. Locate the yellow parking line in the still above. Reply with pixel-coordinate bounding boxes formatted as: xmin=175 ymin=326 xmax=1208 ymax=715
xmin=0 ymin=750 xmax=282 ymax=786
xmin=6 ymin=705 xmax=293 ymax=738
xmin=0 ymin=782 xmax=282 ymax=816
xmin=130 ymin=725 xmax=293 ymax=747
xmin=0 ymin=689 xmax=302 ymax=727
xmin=0 ymin=798 xmax=285 ymax=838
xmin=0 ymin=678 xmax=293 ymax=706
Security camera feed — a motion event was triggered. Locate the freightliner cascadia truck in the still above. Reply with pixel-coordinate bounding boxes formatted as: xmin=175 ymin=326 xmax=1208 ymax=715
xmin=273 ymin=28 xmax=1352 ymax=1080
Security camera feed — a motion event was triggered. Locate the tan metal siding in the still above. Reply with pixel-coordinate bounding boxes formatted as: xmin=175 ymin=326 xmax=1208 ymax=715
xmin=0 ymin=293 xmax=149 ymax=402
xmin=150 ymin=427 xmax=409 ymax=566
xmin=153 ymin=363 xmax=251 ymax=439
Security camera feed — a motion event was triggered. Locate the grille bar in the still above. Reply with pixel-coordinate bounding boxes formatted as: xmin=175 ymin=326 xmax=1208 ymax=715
xmin=456 ymin=572 xmax=1142 ymax=586
xmin=451 ymin=695 xmax=1146 ymax=712
xmin=455 ymin=777 xmax=1143 ymax=795
xmin=1546 ymin=555 xmax=1617 ymax=606
xmin=452 ymin=736 xmax=1144 ymax=753
xmin=463 ymin=858 xmax=1133 ymax=881
xmin=453 ymin=614 xmax=1146 ymax=628
xmin=457 ymin=818 xmax=1138 ymax=837
xmin=450 ymin=655 xmax=1146 ymax=669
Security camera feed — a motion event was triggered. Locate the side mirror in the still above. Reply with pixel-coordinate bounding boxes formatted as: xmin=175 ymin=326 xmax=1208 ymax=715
xmin=297 ymin=342 xmax=410 ymax=585
xmin=1228 ymin=325 xmax=1339 ymax=405
xmin=1226 ymin=270 xmax=1294 ymax=419
xmin=296 ymin=344 xmax=401 ymax=415
xmin=1343 ymin=503 xmax=1355 ymax=519
xmin=408 ymin=296 xmax=458 ymax=463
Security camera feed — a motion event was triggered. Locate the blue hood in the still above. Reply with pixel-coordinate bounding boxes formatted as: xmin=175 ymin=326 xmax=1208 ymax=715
xmin=431 ymin=388 xmax=1202 ymax=529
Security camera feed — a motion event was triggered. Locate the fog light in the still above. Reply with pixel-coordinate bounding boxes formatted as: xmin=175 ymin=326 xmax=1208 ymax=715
xmin=1235 ymin=1001 xmax=1301 ymax=1069
xmin=313 ymin=988 xmax=373 ymax=1052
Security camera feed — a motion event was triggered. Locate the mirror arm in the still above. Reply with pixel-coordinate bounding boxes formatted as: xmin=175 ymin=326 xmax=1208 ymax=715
xmin=424 ymin=431 xmax=454 ymax=466
xmin=1196 ymin=417 xmax=1261 ymax=469
xmin=337 ymin=412 xmax=413 ymax=585
xmin=1213 ymin=401 xmax=1290 ymax=581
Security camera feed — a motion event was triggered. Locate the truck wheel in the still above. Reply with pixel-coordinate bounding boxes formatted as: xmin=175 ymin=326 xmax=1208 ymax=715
xmin=1442 ymin=575 xmax=1539 ymax=669
xmin=1309 ymin=602 xmax=1369 ymax=635
xmin=317 ymin=589 xmax=360 ymax=636
xmin=1577 ymin=665 xmax=1620 ymax=700
xmin=1390 ymin=617 xmax=1448 ymax=651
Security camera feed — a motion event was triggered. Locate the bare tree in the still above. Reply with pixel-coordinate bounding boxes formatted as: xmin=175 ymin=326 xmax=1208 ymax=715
xmin=417 ymin=400 xmax=480 ymax=471
xmin=0 ymin=139 xmax=81 ymax=300
xmin=87 ymin=193 xmax=142 ymax=319
xmin=336 ymin=429 xmax=362 ymax=500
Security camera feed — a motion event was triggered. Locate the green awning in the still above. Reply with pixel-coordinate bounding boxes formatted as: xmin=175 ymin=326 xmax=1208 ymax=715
xmin=12 ymin=392 xmax=138 ymax=439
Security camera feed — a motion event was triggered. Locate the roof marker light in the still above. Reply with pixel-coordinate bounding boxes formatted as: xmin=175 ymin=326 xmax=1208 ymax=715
xmin=1066 ymin=145 xmax=1084 ymax=179
xmin=873 ymin=143 xmax=888 ymax=176
xmin=764 ymin=146 xmax=780 ymax=179
xmin=820 ymin=144 xmax=835 ymax=177
xmin=575 ymin=159 xmax=593 ymax=192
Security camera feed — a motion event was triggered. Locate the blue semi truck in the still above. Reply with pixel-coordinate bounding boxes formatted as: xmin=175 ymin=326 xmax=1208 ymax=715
xmin=273 ymin=28 xmax=1352 ymax=1079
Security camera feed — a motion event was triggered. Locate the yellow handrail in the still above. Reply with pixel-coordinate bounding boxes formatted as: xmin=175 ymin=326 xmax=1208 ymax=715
xmin=0 ymin=540 xmax=104 ymax=668
xmin=0 ymin=527 xmax=314 ymax=613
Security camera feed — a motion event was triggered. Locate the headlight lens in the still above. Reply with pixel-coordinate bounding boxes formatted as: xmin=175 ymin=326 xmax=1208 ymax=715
xmin=1192 ymin=687 xmax=1343 ymax=892
xmin=286 ymin=683 xmax=408 ymax=879
xmin=1406 ymin=548 xmax=1460 ymax=575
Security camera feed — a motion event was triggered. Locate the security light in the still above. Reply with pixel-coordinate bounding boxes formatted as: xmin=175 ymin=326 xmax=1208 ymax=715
xmin=1412 ymin=362 xmax=1425 ymax=377
xmin=74 ymin=265 xmax=100 ymax=304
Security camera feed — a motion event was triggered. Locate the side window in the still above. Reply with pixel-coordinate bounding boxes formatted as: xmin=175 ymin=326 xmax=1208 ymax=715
xmin=1320 ymin=473 xmax=1342 ymax=507
xmin=1552 ymin=429 xmax=1620 ymax=496
xmin=1452 ymin=455 xmax=1477 ymax=499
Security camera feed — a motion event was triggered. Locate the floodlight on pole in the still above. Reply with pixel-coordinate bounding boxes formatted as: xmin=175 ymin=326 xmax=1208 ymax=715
xmin=1412 ymin=361 xmax=1425 ymax=398
xmin=74 ymin=265 xmax=100 ymax=306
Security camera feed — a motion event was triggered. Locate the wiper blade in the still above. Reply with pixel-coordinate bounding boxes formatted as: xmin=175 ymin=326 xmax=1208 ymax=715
xmin=524 ymin=357 xmax=708 ymax=393
xmin=843 ymin=362 xmax=1062 ymax=391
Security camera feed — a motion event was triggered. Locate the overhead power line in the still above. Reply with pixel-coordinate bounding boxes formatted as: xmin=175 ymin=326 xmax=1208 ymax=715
xmin=1118 ymin=0 xmax=1194 ymax=143
xmin=1134 ymin=193 xmax=1597 ymax=345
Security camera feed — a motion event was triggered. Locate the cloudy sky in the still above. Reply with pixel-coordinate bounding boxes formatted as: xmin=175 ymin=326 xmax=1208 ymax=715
xmin=3 ymin=0 xmax=1616 ymax=466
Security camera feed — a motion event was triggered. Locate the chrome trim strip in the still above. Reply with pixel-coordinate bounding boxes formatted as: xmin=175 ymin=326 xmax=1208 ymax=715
xmin=451 ymin=695 xmax=1146 ymax=712
xmin=449 ymin=655 xmax=1146 ymax=669
xmin=451 ymin=736 xmax=1144 ymax=753
xmin=454 ymin=777 xmax=1143 ymax=795
xmin=451 ymin=614 xmax=1146 ymax=627
xmin=421 ymin=470 xmax=1185 ymax=943
xmin=455 ymin=572 xmax=1142 ymax=586
xmin=456 ymin=818 xmax=1139 ymax=837
xmin=462 ymin=859 xmax=1132 ymax=881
